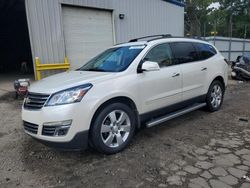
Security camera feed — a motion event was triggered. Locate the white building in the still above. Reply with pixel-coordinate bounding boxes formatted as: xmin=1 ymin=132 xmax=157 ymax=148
xmin=0 ymin=0 xmax=185 ymax=77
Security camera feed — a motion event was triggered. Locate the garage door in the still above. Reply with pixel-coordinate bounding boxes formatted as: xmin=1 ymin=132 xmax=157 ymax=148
xmin=62 ymin=6 xmax=114 ymax=70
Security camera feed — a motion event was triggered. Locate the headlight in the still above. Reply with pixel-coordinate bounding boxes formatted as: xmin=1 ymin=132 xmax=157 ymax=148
xmin=45 ymin=84 xmax=92 ymax=106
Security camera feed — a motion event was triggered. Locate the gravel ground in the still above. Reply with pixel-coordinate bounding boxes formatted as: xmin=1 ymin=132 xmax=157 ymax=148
xmin=0 ymin=81 xmax=249 ymax=188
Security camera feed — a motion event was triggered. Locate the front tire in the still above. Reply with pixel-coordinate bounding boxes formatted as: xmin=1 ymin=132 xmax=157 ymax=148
xmin=90 ymin=103 xmax=136 ymax=154
xmin=206 ymin=80 xmax=224 ymax=112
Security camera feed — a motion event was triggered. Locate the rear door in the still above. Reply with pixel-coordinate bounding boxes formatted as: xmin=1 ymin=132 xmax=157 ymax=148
xmin=170 ymin=42 xmax=205 ymax=101
xmin=193 ymin=42 xmax=218 ymax=95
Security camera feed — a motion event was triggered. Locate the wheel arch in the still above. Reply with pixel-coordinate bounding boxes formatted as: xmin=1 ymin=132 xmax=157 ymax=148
xmin=211 ymin=75 xmax=226 ymax=91
xmin=89 ymin=96 xmax=141 ymax=133
xmin=207 ymin=75 xmax=226 ymax=94
xmin=205 ymin=75 xmax=225 ymax=112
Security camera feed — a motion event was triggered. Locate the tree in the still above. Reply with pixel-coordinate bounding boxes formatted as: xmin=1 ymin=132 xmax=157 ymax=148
xmin=184 ymin=0 xmax=214 ymax=37
xmin=185 ymin=0 xmax=250 ymax=38
xmin=208 ymin=0 xmax=250 ymax=38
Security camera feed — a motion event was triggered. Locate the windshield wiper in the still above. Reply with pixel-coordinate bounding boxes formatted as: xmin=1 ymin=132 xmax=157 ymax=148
xmin=84 ymin=68 xmax=107 ymax=72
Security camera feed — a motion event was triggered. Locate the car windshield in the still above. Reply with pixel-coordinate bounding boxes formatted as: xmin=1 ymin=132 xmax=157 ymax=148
xmin=78 ymin=45 xmax=145 ymax=72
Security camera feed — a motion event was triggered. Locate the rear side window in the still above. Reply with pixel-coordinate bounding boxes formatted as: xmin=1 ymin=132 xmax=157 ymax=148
xmin=170 ymin=42 xmax=199 ymax=64
xmin=194 ymin=43 xmax=217 ymax=60
xmin=144 ymin=43 xmax=174 ymax=67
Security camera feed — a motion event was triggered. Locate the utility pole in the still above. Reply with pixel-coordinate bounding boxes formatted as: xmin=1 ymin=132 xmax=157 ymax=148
xmin=229 ymin=14 xmax=233 ymax=38
xmin=203 ymin=23 xmax=206 ymax=39
xmin=244 ymin=25 xmax=247 ymax=39
xmin=213 ymin=20 xmax=217 ymax=45
xmin=229 ymin=0 xmax=233 ymax=61
xmin=243 ymin=25 xmax=247 ymax=53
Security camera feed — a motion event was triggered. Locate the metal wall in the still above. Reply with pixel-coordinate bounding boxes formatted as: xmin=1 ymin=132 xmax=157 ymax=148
xmin=206 ymin=36 xmax=250 ymax=61
xmin=25 ymin=0 xmax=184 ymax=75
xmin=111 ymin=0 xmax=184 ymax=43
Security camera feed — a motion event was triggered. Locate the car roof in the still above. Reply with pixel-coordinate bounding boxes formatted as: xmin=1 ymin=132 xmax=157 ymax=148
xmin=115 ymin=41 xmax=147 ymax=47
xmin=115 ymin=37 xmax=211 ymax=48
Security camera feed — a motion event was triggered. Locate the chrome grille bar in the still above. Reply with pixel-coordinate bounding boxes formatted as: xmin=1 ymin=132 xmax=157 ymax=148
xmin=23 ymin=121 xmax=39 ymax=134
xmin=24 ymin=92 xmax=50 ymax=110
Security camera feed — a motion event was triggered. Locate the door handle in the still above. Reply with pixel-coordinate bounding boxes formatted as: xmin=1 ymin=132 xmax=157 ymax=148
xmin=172 ymin=73 xmax=180 ymax=77
xmin=201 ymin=67 xmax=207 ymax=71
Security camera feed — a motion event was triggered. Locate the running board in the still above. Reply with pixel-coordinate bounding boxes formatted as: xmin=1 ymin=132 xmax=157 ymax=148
xmin=146 ymin=103 xmax=206 ymax=128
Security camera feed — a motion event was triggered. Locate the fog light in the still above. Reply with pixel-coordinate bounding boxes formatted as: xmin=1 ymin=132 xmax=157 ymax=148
xmin=54 ymin=125 xmax=70 ymax=136
xmin=43 ymin=120 xmax=72 ymax=137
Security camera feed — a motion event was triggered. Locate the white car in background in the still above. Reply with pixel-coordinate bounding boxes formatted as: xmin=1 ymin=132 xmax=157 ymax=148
xmin=22 ymin=35 xmax=228 ymax=154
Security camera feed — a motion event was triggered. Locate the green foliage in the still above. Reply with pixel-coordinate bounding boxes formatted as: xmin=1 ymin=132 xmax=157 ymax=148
xmin=185 ymin=0 xmax=214 ymax=36
xmin=185 ymin=0 xmax=250 ymax=38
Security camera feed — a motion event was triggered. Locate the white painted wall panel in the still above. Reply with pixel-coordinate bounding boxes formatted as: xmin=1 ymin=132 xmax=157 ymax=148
xmin=112 ymin=0 xmax=184 ymax=43
xmin=25 ymin=0 xmax=65 ymax=65
xmin=245 ymin=43 xmax=250 ymax=51
xmin=215 ymin=41 xmax=229 ymax=51
xmin=231 ymin=42 xmax=243 ymax=51
xmin=206 ymin=37 xmax=250 ymax=60
xmin=220 ymin=52 xmax=228 ymax=59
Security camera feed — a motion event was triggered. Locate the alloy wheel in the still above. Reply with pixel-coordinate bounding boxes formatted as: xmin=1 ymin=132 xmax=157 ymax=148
xmin=100 ymin=110 xmax=131 ymax=148
xmin=210 ymin=84 xmax=223 ymax=108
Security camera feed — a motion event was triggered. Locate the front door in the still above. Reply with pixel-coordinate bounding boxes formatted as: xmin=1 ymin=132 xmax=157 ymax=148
xmin=137 ymin=43 xmax=182 ymax=114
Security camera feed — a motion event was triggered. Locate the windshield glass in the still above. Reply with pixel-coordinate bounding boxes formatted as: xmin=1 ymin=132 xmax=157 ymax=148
xmin=78 ymin=45 xmax=145 ymax=72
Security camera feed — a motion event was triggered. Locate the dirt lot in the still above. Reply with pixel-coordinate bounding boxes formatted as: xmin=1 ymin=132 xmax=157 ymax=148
xmin=0 ymin=81 xmax=250 ymax=188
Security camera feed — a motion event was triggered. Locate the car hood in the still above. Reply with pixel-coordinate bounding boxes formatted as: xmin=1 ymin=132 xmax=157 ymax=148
xmin=29 ymin=71 xmax=117 ymax=94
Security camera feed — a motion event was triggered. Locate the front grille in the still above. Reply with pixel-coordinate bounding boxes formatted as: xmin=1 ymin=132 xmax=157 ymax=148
xmin=42 ymin=126 xmax=57 ymax=136
xmin=24 ymin=92 xmax=50 ymax=110
xmin=23 ymin=121 xmax=39 ymax=134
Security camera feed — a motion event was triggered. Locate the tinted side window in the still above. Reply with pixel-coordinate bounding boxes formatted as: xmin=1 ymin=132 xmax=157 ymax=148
xmin=170 ymin=42 xmax=199 ymax=64
xmin=144 ymin=43 xmax=174 ymax=67
xmin=194 ymin=43 xmax=217 ymax=60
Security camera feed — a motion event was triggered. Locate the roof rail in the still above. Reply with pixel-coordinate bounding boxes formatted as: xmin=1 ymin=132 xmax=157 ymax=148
xmin=129 ymin=34 xmax=172 ymax=42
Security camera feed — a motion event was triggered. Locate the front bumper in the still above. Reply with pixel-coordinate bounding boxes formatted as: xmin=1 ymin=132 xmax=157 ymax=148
xmin=32 ymin=130 xmax=89 ymax=151
xmin=22 ymin=102 xmax=93 ymax=150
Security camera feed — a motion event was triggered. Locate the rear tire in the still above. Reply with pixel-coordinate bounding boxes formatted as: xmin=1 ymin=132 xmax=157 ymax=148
xmin=206 ymin=80 xmax=224 ymax=112
xmin=90 ymin=103 xmax=136 ymax=154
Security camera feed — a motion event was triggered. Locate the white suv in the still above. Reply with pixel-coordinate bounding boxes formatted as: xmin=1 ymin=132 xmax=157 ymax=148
xmin=22 ymin=35 xmax=228 ymax=154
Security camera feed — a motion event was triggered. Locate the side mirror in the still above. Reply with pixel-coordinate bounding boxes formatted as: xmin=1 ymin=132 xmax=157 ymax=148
xmin=140 ymin=61 xmax=160 ymax=72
